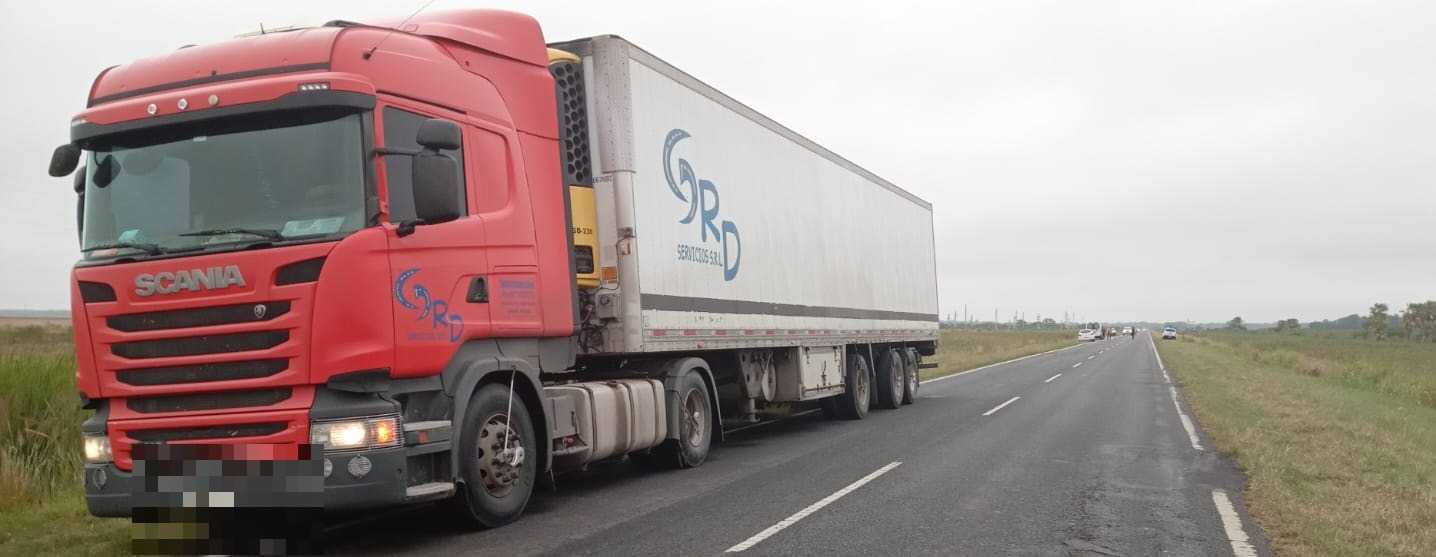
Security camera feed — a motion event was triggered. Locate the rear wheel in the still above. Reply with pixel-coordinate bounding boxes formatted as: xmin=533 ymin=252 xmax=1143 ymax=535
xmin=901 ymin=349 xmax=918 ymax=405
xmin=454 ymin=383 xmax=537 ymax=528
xmin=874 ymin=348 xmax=903 ymax=410
xmin=648 ymin=369 xmax=712 ymax=468
xmin=837 ymin=352 xmax=872 ymax=420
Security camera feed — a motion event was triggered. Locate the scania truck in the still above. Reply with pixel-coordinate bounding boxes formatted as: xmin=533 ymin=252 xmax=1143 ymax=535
xmin=48 ymin=9 xmax=938 ymax=529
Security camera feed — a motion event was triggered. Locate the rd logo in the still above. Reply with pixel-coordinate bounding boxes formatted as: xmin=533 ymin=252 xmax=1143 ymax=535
xmin=662 ymin=129 xmax=742 ymax=281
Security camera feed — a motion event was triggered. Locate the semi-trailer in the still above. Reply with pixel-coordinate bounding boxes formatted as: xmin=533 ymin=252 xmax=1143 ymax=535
xmin=49 ymin=9 xmax=938 ymax=529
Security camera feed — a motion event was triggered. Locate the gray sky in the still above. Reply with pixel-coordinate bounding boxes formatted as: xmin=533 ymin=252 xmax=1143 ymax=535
xmin=2 ymin=0 xmax=1433 ymax=324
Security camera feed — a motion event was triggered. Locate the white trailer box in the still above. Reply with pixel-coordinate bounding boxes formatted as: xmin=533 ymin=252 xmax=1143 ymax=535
xmin=555 ymin=36 xmax=938 ymax=354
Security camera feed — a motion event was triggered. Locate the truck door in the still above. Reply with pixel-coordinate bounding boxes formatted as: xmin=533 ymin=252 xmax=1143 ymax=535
xmin=379 ymin=102 xmax=491 ymax=377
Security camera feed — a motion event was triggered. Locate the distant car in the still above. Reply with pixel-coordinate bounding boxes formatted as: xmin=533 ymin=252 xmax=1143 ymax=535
xmin=1078 ymin=329 xmax=1097 ymax=341
xmin=1122 ymin=326 xmax=1133 ymax=335
xmin=1162 ymin=327 xmax=1178 ymax=340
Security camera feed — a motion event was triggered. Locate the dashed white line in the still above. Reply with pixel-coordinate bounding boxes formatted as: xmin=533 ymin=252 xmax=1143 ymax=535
xmin=725 ymin=461 xmax=903 ymax=552
xmin=1087 ymin=355 xmax=1095 ymax=360
xmin=1044 ymin=373 xmax=1062 ymax=383
xmin=920 ymin=344 xmax=1083 ymax=385
xmin=1072 ymin=362 xmax=1083 ymax=368
xmin=1212 ymin=490 xmax=1259 ymax=557
xmin=982 ymin=396 xmax=1021 ymax=416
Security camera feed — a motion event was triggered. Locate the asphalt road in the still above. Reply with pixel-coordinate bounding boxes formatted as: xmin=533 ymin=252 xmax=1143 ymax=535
xmin=329 ymin=335 xmax=1270 ymax=556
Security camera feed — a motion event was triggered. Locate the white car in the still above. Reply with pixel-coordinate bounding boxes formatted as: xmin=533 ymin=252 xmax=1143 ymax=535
xmin=1162 ymin=327 xmax=1178 ymax=340
xmin=1122 ymin=326 xmax=1133 ymax=335
xmin=1078 ymin=329 xmax=1097 ymax=341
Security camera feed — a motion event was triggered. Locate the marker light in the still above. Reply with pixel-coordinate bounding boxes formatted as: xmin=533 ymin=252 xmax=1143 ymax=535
xmin=83 ymin=434 xmax=112 ymax=463
xmin=297 ymin=82 xmax=331 ymax=92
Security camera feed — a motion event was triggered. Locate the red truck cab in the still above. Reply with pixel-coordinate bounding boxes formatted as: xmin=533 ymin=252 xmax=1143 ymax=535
xmin=54 ymin=10 xmax=580 ymax=523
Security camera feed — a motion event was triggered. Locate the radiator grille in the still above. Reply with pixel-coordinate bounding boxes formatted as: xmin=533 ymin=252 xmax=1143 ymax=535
xmin=107 ymin=301 xmax=290 ymax=332
xmin=116 ymin=359 xmax=288 ymax=386
xmin=126 ymin=388 xmax=292 ymax=414
xmin=112 ymin=330 xmax=288 ymax=359
xmin=127 ymin=422 xmax=287 ymax=442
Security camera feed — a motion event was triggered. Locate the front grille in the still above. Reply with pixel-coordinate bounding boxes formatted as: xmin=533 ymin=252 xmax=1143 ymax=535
xmin=126 ymin=388 xmax=292 ymax=414
xmin=128 ymin=422 xmax=287 ymax=443
xmin=108 ymin=301 xmax=290 ymax=332
xmin=117 ymin=359 xmax=288 ymax=386
xmin=112 ymin=331 xmax=288 ymax=359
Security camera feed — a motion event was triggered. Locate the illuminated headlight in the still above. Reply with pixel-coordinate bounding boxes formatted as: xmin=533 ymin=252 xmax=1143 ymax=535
xmin=309 ymin=415 xmax=401 ymax=451
xmin=83 ymin=434 xmax=112 ymax=464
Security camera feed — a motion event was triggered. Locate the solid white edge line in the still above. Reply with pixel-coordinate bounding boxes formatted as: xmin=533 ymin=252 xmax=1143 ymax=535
xmin=725 ymin=461 xmax=903 ymax=552
xmin=1044 ymin=373 xmax=1062 ymax=383
xmin=1072 ymin=362 xmax=1082 ymax=368
xmin=982 ymin=396 xmax=1021 ymax=416
xmin=1212 ymin=490 xmax=1259 ymax=557
xmin=919 ymin=344 xmax=1084 ymax=385
xmin=1170 ymin=386 xmax=1204 ymax=450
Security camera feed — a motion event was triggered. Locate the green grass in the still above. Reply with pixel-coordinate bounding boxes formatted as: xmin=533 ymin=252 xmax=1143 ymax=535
xmin=0 ymin=325 xmax=128 ymax=556
xmin=923 ymin=329 xmax=1077 ymax=380
xmin=1156 ymin=332 xmax=1436 ymax=556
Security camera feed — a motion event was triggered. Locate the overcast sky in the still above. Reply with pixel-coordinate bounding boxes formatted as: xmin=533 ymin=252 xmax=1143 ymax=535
xmin=2 ymin=0 xmax=1432 ymax=323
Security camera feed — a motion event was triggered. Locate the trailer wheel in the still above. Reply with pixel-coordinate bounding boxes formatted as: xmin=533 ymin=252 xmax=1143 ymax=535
xmin=875 ymin=348 xmax=904 ymax=410
xmin=454 ymin=383 xmax=537 ymax=528
xmin=837 ymin=352 xmax=871 ymax=420
xmin=901 ymin=349 xmax=919 ymax=405
xmin=649 ymin=369 xmax=712 ymax=468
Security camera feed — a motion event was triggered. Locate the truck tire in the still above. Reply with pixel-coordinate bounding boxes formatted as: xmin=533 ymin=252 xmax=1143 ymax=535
xmin=837 ymin=352 xmax=872 ymax=420
xmin=648 ymin=369 xmax=712 ymax=469
xmin=874 ymin=348 xmax=903 ymax=410
xmin=901 ymin=348 xmax=919 ymax=405
xmin=454 ymin=383 xmax=538 ymax=528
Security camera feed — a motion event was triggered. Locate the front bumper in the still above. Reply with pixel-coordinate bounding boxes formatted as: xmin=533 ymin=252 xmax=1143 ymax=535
xmin=84 ymin=446 xmax=408 ymax=518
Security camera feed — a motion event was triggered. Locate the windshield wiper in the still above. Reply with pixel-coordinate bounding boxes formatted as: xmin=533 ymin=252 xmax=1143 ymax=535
xmin=179 ymin=227 xmax=285 ymax=241
xmin=81 ymin=241 xmax=164 ymax=255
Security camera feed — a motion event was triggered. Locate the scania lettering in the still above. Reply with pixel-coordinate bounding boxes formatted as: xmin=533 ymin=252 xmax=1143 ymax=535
xmin=133 ymin=265 xmax=246 ymax=296
xmin=48 ymin=9 xmax=938 ymax=531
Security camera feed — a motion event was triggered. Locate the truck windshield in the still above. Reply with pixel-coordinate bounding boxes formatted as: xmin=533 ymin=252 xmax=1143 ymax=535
xmin=80 ymin=110 xmax=367 ymax=259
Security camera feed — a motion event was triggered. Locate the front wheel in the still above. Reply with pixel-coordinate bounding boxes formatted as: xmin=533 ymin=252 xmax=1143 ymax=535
xmin=454 ymin=383 xmax=538 ymax=528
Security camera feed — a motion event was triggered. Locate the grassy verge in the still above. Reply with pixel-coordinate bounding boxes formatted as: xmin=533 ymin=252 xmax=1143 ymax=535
xmin=923 ymin=329 xmax=1077 ymax=381
xmin=0 ymin=325 xmax=128 ymax=556
xmin=1155 ymin=332 xmax=1436 ymax=556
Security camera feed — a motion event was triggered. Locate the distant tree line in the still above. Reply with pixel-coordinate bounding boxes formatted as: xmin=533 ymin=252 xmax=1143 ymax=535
xmin=1249 ymin=300 xmax=1436 ymax=342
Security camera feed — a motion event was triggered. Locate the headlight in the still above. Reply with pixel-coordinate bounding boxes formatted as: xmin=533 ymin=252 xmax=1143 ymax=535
xmin=310 ymin=415 xmax=401 ymax=451
xmin=83 ymin=434 xmax=112 ymax=463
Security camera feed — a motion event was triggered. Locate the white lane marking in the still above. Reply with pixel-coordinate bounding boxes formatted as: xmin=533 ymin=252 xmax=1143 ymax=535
xmin=1212 ymin=490 xmax=1259 ymax=557
xmin=725 ymin=461 xmax=903 ymax=552
xmin=1087 ymin=355 xmax=1095 ymax=360
xmin=1044 ymin=373 xmax=1062 ymax=383
xmin=920 ymin=344 xmax=1083 ymax=385
xmin=1072 ymin=362 xmax=1083 ymax=368
xmin=1148 ymin=334 xmax=1171 ymax=383
xmin=982 ymin=396 xmax=1021 ymax=416
xmin=1171 ymin=386 xmax=1204 ymax=450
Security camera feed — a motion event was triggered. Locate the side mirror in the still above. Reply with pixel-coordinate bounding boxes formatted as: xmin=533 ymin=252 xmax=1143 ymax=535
xmin=50 ymin=144 xmax=80 ymax=177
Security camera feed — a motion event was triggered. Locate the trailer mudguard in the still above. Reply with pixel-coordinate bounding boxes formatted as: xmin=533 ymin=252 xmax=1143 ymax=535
xmin=656 ymin=357 xmax=724 ymax=444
